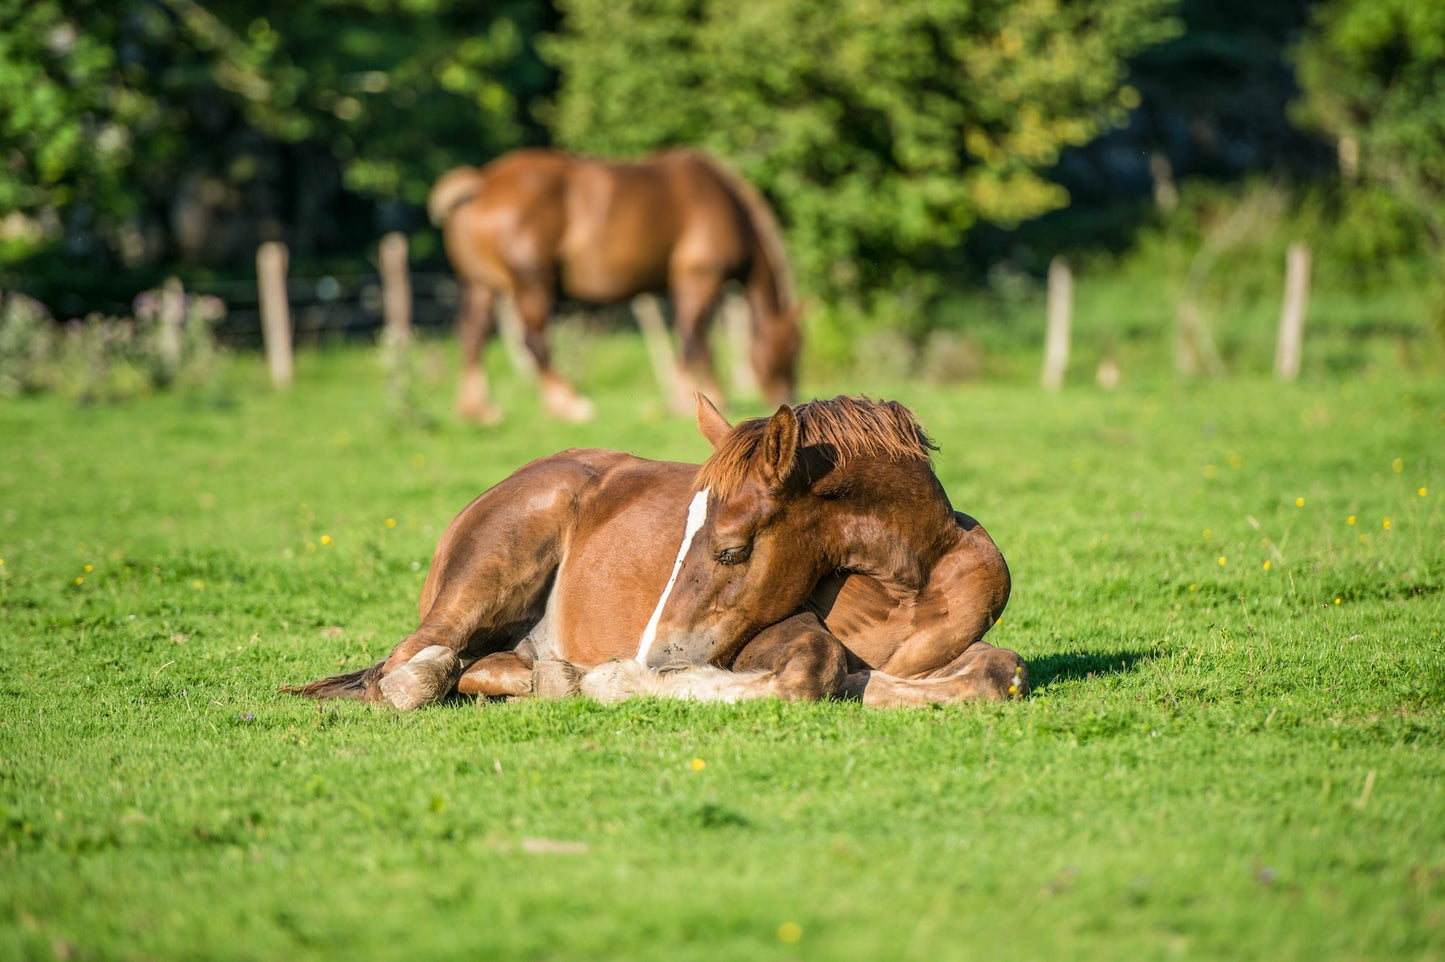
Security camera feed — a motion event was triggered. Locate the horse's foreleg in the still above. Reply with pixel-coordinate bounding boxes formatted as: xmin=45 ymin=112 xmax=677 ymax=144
xmin=840 ymin=643 xmax=1028 ymax=707
xmin=456 ymin=282 xmax=502 ymax=424
xmin=513 ymin=276 xmax=594 ymax=422
xmin=579 ymin=612 xmax=847 ymax=704
xmin=458 ymin=650 xmax=535 ymax=698
xmin=729 ymin=612 xmax=849 ymax=700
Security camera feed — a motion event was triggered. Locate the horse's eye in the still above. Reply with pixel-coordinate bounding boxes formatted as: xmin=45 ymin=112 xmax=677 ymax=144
xmin=715 ymin=544 xmax=752 ymax=566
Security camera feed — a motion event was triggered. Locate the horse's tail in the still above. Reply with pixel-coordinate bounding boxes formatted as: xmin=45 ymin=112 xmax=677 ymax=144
xmin=280 ymin=658 xmax=387 ymax=701
xmin=427 ymin=166 xmax=485 ymax=227
xmin=690 ymin=153 xmax=795 ymax=312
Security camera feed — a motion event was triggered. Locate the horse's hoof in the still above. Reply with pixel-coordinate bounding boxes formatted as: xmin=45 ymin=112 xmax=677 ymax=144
xmin=378 ymin=645 xmax=461 ymax=710
xmin=551 ymin=396 xmax=595 ymax=423
xmin=532 ymin=660 xmax=586 ymax=699
xmin=541 ymin=379 xmax=596 ymax=423
xmin=457 ymin=402 xmax=504 ymax=426
xmin=580 ymin=659 xmax=655 ymax=704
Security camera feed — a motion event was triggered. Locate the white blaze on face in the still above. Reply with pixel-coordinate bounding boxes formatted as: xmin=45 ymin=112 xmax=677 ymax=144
xmin=636 ymin=487 xmax=711 ymax=664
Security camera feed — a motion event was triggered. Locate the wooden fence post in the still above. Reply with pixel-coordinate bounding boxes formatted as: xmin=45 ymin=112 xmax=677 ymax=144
xmin=158 ymin=276 xmax=185 ymax=376
xmin=1041 ymin=257 xmax=1073 ymax=391
xmin=378 ymin=231 xmax=412 ymax=346
xmin=1274 ymin=241 xmax=1311 ymax=382
xmin=256 ymin=241 xmax=292 ymax=388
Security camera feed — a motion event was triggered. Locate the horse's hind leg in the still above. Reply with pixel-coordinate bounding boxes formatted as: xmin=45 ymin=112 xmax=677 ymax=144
xmin=840 ymin=642 xmax=1029 ymax=707
xmin=365 ymin=456 xmax=588 ymax=708
xmin=456 ymin=282 xmax=503 ymax=424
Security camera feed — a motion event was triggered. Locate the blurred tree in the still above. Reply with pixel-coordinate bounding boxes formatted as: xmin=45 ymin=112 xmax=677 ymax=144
xmin=1292 ymin=0 xmax=1445 ymax=241
xmin=541 ymin=0 xmax=1181 ymax=304
xmin=0 ymin=1 xmax=158 ymax=226
xmin=1 ymin=0 xmax=553 ymax=280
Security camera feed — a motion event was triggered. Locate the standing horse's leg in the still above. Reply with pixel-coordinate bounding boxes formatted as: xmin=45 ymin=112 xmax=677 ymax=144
xmin=456 ymin=282 xmax=503 ymax=425
xmin=668 ymin=271 xmax=727 ymax=414
xmin=839 ymin=643 xmax=1028 ymax=706
xmin=513 ymin=274 xmax=595 ymax=422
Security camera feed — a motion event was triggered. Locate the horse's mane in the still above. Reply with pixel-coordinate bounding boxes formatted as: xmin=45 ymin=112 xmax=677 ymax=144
xmin=696 ymin=396 xmax=937 ymax=498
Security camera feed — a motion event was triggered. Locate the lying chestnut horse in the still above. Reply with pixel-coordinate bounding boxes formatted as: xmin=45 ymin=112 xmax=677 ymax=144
xmin=427 ymin=148 xmax=803 ymax=424
xmin=287 ymin=395 xmax=1026 ymax=708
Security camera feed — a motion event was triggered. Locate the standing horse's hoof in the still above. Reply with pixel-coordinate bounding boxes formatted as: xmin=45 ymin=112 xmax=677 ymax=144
xmin=547 ymin=393 xmax=595 ymax=423
xmin=540 ymin=375 xmax=595 ymax=423
xmin=457 ymin=399 xmax=505 ymax=426
xmin=378 ymin=645 xmax=461 ymax=710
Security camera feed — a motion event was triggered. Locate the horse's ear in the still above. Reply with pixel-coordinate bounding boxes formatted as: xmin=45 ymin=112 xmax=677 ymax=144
xmin=695 ymin=392 xmax=732 ymax=449
xmin=760 ymin=404 xmax=799 ymax=490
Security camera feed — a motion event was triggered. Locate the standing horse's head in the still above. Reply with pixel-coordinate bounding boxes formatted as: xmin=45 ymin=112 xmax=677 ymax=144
xmin=638 ymin=393 xmax=947 ymax=670
xmin=751 ymin=303 xmax=804 ymax=407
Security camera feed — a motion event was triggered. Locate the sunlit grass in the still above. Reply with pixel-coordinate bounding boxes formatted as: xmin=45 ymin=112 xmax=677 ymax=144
xmin=1 ymin=335 xmax=1442 ymax=961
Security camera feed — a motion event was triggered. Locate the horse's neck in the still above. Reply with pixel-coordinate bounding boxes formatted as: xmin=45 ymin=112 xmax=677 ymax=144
xmin=745 ymin=251 xmax=788 ymax=326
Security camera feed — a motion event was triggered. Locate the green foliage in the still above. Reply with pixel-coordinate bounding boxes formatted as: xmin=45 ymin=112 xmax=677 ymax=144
xmin=543 ymin=0 xmax=1181 ymax=305
xmin=0 ymin=0 xmax=551 ymax=265
xmin=1292 ymin=0 xmax=1445 ymax=256
xmin=0 ymin=292 xmax=58 ymax=395
xmin=0 ymin=280 xmax=229 ymax=403
xmin=165 ymin=0 xmax=554 ymax=206
xmin=0 ymin=342 xmax=1442 ymax=960
xmin=797 ymin=176 xmax=1445 ymax=383
xmin=0 ymin=0 xmax=159 ymax=218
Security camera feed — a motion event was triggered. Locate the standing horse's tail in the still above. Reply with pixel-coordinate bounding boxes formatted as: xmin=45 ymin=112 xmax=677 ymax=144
xmin=427 ymin=166 xmax=486 ymax=227
xmin=280 ymin=658 xmax=387 ymax=701
xmin=688 ymin=153 xmax=795 ymax=312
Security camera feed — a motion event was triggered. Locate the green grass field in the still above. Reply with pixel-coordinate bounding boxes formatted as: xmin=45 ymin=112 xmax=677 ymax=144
xmin=2 ymin=330 xmax=1443 ymax=961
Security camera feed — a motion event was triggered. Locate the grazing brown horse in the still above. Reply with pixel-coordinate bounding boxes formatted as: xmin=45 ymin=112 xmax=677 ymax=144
xmin=287 ymin=395 xmax=1026 ymax=708
xmin=427 ymin=148 xmax=803 ymax=424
